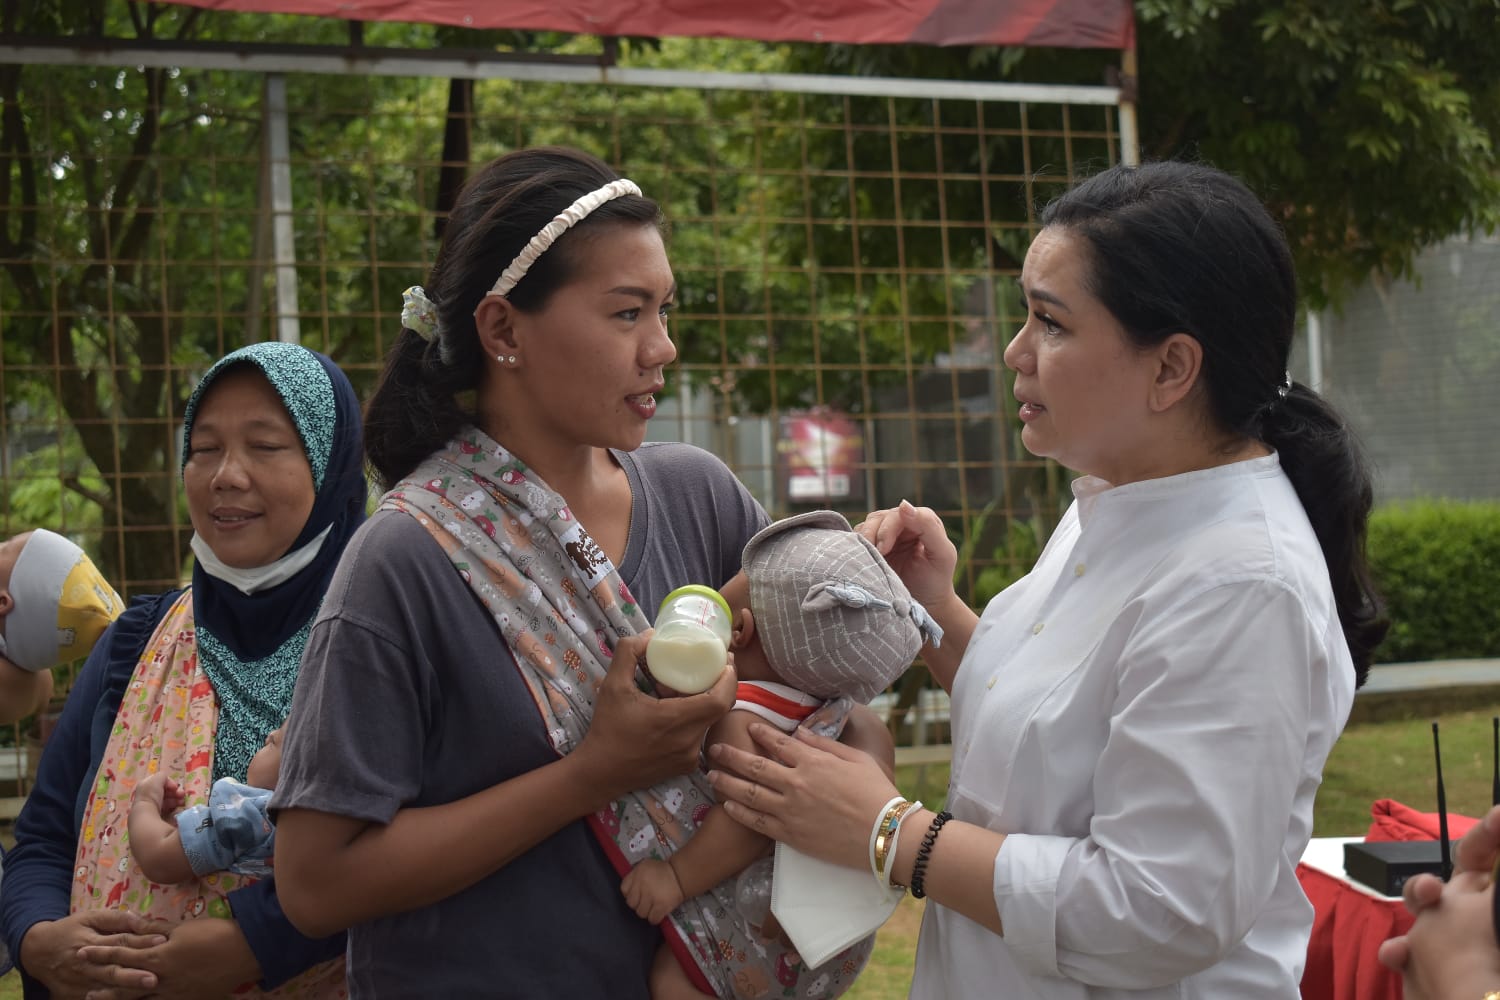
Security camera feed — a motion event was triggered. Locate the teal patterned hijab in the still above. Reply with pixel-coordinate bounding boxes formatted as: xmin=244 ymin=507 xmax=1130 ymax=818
xmin=181 ymin=342 xmax=367 ymax=783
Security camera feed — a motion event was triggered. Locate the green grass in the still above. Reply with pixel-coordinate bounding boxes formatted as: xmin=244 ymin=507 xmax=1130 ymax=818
xmin=5 ymin=703 xmax=1498 ymax=999
xmin=1316 ymin=698 xmax=1500 ymax=834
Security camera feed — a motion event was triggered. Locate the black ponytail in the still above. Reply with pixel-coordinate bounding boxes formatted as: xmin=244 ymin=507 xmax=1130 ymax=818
xmin=1261 ymin=386 xmax=1388 ymax=684
xmin=363 ymin=328 xmax=476 ymax=490
xmin=1043 ymin=161 xmax=1387 ymax=685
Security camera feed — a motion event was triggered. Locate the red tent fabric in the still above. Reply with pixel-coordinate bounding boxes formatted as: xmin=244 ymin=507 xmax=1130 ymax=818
xmin=1365 ymin=797 xmax=1480 ymax=843
xmin=154 ymin=0 xmax=1134 ymax=49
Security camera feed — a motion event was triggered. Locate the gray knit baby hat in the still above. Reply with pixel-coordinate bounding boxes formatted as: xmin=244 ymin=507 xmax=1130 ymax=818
xmin=741 ymin=510 xmax=942 ymax=705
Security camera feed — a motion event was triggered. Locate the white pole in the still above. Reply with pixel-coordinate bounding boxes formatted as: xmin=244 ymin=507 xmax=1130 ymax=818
xmin=0 ymin=44 xmax=1122 ymax=107
xmin=264 ymin=75 xmax=300 ymax=344
xmin=1306 ymin=311 xmax=1325 ymax=392
xmin=1118 ymin=44 xmax=1140 ymax=166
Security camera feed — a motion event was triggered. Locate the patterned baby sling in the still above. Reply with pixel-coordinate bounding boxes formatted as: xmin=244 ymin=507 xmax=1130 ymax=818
xmin=383 ymin=426 xmax=872 ymax=999
xmin=70 ymin=590 xmax=345 ymax=997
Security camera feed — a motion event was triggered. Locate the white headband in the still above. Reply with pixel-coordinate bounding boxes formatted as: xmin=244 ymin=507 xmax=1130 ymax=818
xmin=487 ymin=179 xmax=643 ymax=298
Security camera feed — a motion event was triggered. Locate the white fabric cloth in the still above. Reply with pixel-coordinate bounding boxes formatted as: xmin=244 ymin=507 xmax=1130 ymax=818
xmin=911 ymin=453 xmax=1355 ymax=999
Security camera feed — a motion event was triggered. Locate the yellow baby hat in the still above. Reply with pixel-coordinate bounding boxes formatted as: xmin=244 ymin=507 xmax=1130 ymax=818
xmin=3 ymin=529 xmax=124 ymax=672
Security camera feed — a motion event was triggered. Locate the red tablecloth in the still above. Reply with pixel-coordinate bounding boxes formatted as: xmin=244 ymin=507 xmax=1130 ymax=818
xmin=1298 ymin=800 xmax=1480 ymax=1000
xmin=1297 ymin=861 xmax=1409 ymax=1000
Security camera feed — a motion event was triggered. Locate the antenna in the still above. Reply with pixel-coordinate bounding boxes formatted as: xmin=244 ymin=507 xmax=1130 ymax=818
xmin=1492 ymin=716 xmax=1498 ymax=807
xmin=1433 ymin=722 xmax=1452 ymax=881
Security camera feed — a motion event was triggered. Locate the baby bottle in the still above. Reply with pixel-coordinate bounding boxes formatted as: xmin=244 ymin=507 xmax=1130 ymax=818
xmin=647 ymin=584 xmax=732 ymax=694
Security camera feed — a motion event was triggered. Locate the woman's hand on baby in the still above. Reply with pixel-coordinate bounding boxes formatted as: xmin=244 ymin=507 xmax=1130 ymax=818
xmin=620 ymin=858 xmax=686 ymax=924
xmin=577 ymin=631 xmax=736 ymax=805
xmin=857 ymin=501 xmax=959 ymax=614
xmin=708 ymin=724 xmax=901 ymax=872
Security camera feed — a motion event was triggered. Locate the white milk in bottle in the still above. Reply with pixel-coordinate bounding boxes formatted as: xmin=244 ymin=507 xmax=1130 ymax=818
xmin=647 ymin=584 xmax=733 ymax=694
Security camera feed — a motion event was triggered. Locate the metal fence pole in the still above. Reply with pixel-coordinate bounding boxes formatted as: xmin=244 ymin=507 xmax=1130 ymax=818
xmin=264 ymin=74 xmax=301 ymax=344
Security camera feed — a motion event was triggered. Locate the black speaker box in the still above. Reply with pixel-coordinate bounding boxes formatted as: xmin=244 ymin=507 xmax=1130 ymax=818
xmin=1342 ymin=840 xmax=1447 ymax=896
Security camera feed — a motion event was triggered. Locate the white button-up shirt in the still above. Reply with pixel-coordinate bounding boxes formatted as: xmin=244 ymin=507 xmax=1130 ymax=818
xmin=912 ymin=454 xmax=1355 ymax=999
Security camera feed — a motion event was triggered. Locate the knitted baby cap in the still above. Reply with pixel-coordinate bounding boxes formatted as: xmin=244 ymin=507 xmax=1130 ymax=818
xmin=741 ymin=510 xmax=942 ymax=705
xmin=0 ymin=529 xmax=124 ymax=672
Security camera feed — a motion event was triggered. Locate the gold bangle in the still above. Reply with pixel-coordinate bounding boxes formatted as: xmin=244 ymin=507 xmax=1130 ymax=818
xmin=874 ymin=800 xmax=919 ymax=878
xmin=1482 ymin=991 xmax=1500 ymax=1000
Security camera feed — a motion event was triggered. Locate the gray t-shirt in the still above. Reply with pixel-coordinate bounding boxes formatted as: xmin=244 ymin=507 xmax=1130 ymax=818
xmin=274 ymin=442 xmax=768 ymax=999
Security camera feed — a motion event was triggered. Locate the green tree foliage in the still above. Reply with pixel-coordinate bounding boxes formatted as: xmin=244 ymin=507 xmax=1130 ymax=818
xmin=1137 ymin=0 xmax=1500 ymax=305
xmin=3 ymin=3 xmax=227 ymax=589
xmin=7 ymin=2 xmax=1495 ymax=596
xmin=789 ymin=0 xmax=1500 ymax=307
xmin=772 ymin=1 xmax=1500 ymax=596
xmin=0 ymin=3 xmax=434 ymax=588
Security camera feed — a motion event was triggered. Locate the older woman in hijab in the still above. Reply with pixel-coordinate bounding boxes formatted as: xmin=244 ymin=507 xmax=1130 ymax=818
xmin=0 ymin=341 xmax=366 ymax=998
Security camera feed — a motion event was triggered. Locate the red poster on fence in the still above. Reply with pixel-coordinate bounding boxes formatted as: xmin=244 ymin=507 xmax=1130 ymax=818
xmin=779 ymin=409 xmax=864 ymax=504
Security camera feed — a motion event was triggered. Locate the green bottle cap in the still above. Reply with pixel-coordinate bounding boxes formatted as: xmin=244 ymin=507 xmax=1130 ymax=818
xmin=658 ymin=583 xmax=732 ymax=620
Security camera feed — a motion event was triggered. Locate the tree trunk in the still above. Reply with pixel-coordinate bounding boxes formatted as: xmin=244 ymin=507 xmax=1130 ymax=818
xmin=434 ymin=78 xmax=473 ymax=240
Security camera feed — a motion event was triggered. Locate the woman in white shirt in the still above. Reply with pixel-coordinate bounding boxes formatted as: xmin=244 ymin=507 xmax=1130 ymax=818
xmin=707 ymin=160 xmax=1387 ymax=999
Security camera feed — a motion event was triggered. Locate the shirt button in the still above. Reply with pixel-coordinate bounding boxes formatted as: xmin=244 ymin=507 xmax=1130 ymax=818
xmin=986 ymin=675 xmax=997 ymax=689
xmin=1032 ymin=622 xmax=1045 ymax=635
xmin=1074 ymin=562 xmax=1087 ymax=577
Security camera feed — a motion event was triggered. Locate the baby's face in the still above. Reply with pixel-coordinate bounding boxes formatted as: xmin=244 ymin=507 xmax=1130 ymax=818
xmin=0 ymin=531 xmax=33 ymax=595
xmin=719 ymin=570 xmax=751 ymax=617
xmin=0 ymin=531 xmax=33 ymax=632
xmin=246 ymin=726 xmax=284 ymax=789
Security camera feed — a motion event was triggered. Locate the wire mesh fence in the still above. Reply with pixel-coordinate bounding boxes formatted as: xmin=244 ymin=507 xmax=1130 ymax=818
xmin=0 ymin=57 xmax=1123 ymax=796
xmin=1313 ymin=234 xmax=1500 ymax=503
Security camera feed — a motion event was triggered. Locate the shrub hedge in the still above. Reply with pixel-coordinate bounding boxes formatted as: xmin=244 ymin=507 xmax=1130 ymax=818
xmin=1367 ymin=500 xmax=1500 ymax=663
xmin=965 ymin=499 xmax=1499 ymax=665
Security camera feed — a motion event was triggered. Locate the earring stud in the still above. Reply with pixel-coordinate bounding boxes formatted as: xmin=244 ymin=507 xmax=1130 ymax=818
xmin=497 ymin=354 xmax=516 ymax=364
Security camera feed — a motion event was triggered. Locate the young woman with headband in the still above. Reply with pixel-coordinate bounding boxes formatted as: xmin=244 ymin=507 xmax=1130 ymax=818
xmin=272 ymin=146 xmax=889 ymax=997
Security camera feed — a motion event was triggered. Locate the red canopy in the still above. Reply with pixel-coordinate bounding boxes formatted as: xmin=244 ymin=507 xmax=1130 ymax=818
xmin=159 ymin=0 xmax=1134 ymax=48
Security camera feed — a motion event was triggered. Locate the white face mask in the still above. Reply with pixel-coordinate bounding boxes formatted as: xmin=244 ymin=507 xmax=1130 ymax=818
xmin=190 ymin=524 xmax=332 ymax=596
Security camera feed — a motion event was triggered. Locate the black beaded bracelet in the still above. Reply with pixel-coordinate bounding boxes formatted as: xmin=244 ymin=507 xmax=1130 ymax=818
xmin=909 ymin=809 xmax=953 ymax=899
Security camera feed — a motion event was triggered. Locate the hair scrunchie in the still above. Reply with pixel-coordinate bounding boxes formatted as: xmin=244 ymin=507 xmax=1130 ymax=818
xmin=401 ymin=285 xmax=440 ymax=342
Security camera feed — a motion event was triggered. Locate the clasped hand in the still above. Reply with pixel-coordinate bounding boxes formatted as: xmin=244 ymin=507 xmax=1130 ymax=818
xmin=19 ymin=909 xmax=166 ymax=999
xmin=132 ymin=771 xmax=186 ymax=819
xmin=1378 ymin=804 xmax=1500 ymax=1000
xmin=23 ymin=903 xmax=264 ymax=1000
xmin=621 ymin=857 xmax=686 ymax=925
